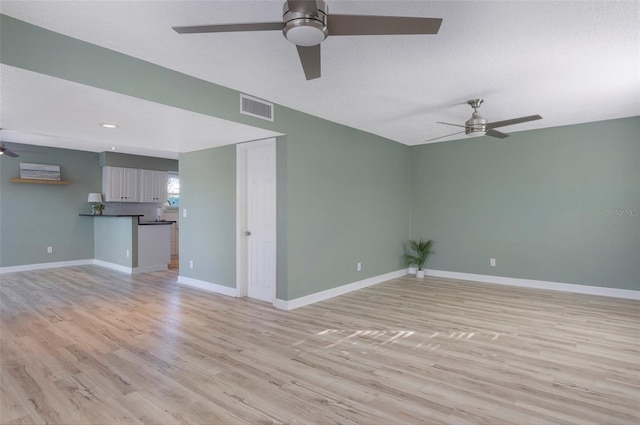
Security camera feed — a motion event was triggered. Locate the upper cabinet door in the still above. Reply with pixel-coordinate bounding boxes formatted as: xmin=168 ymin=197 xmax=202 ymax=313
xmin=122 ymin=168 xmax=140 ymax=202
xmin=139 ymin=169 xmax=168 ymax=203
xmin=102 ymin=166 xmax=122 ymax=202
xmin=102 ymin=166 xmax=140 ymax=202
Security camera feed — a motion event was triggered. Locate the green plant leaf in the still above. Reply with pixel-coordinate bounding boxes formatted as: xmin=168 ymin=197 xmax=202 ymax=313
xmin=402 ymin=239 xmax=434 ymax=270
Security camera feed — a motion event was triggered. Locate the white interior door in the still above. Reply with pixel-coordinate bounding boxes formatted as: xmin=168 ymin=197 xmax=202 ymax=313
xmin=237 ymin=139 xmax=276 ymax=303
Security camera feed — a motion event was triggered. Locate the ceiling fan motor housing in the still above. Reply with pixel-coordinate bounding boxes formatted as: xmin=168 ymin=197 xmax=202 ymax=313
xmin=282 ymin=0 xmax=328 ymax=46
xmin=465 ymin=111 xmax=487 ymax=135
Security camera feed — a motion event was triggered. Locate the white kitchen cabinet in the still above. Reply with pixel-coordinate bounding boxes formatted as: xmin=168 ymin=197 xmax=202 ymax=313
xmin=102 ymin=166 xmax=139 ymax=202
xmin=139 ymin=170 xmax=168 ymax=203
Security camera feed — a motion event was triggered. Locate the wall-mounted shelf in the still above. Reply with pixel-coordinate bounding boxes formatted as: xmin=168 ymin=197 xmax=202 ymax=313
xmin=10 ymin=178 xmax=70 ymax=185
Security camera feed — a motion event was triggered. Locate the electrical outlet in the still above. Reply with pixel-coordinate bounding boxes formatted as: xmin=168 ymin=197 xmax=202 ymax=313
xmin=126 ymin=249 xmax=130 ymax=258
xmin=189 ymin=260 xmax=194 ymax=269
xmin=47 ymin=246 xmax=53 ymax=254
xmin=490 ymin=258 xmax=496 ymax=267
xmin=183 ymin=208 xmax=187 ymax=218
xmin=357 ymin=262 xmax=362 ymax=272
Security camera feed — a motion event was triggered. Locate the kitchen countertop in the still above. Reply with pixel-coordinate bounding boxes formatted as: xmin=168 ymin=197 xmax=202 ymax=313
xmin=79 ymin=214 xmax=176 ymax=225
xmin=138 ymin=220 xmax=176 ymax=225
xmin=79 ymin=214 xmax=143 ymax=217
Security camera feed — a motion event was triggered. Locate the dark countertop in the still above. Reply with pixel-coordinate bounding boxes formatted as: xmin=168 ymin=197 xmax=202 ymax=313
xmin=138 ymin=220 xmax=176 ymax=226
xmin=79 ymin=214 xmax=175 ymax=225
xmin=79 ymin=214 xmax=143 ymax=217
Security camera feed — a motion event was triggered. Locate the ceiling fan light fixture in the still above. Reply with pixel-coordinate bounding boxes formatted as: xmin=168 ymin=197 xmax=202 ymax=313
xmin=282 ymin=0 xmax=328 ymax=46
xmin=284 ymin=23 xmax=327 ymax=46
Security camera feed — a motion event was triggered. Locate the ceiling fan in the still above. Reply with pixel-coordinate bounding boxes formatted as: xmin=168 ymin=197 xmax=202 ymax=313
xmin=0 ymin=129 xmax=19 ymax=157
xmin=426 ymin=99 xmax=542 ymax=142
xmin=172 ymin=0 xmax=442 ymax=80
xmin=0 ymin=144 xmax=19 ymax=157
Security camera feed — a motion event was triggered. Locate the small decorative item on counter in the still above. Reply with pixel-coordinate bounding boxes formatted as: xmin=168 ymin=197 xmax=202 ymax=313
xmin=88 ymin=193 xmax=105 ymax=215
xmin=91 ymin=203 xmax=106 ymax=215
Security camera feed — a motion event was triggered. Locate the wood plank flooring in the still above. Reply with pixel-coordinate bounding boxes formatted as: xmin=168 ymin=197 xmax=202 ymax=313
xmin=1 ymin=266 xmax=638 ymax=424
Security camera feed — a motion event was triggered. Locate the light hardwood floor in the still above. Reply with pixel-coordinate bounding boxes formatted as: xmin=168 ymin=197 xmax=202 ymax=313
xmin=1 ymin=266 xmax=638 ymax=424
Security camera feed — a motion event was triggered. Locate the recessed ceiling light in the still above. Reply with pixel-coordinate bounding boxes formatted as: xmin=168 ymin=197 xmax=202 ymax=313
xmin=100 ymin=123 xmax=118 ymax=129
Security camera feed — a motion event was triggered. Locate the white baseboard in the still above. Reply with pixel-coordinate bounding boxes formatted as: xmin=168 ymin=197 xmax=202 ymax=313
xmin=274 ymin=269 xmax=407 ymax=311
xmin=419 ymin=268 xmax=640 ymax=300
xmin=177 ymin=275 xmax=238 ymax=297
xmin=132 ymin=264 xmax=168 ymax=274
xmin=4 ymin=260 xmax=635 ymax=302
xmin=93 ymin=260 xmax=134 ymax=274
xmin=0 ymin=259 xmax=94 ymax=274
xmin=63 ymin=260 xmax=167 ymax=275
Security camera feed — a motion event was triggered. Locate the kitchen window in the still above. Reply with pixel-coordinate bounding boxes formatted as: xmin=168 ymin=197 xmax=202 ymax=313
xmin=167 ymin=172 xmax=179 ymax=208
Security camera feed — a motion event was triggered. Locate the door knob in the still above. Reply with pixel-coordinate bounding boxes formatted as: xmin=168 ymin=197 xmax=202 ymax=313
xmin=244 ymin=231 xmax=251 ymax=236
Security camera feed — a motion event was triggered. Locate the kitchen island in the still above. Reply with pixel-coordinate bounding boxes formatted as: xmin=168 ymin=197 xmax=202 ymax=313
xmin=79 ymin=214 xmax=174 ymax=274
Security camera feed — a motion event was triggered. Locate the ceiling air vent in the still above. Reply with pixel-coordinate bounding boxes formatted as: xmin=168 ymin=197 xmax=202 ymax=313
xmin=240 ymin=94 xmax=274 ymax=122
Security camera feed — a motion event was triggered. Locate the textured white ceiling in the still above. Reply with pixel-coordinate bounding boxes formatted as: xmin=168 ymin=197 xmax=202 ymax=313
xmin=0 ymin=0 xmax=638 ymax=157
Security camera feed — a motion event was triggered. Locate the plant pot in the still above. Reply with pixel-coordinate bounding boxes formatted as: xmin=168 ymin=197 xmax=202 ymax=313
xmin=416 ymin=269 xmax=425 ymax=278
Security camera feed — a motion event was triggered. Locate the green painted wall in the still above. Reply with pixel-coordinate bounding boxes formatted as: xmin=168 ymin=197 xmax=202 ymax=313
xmin=410 ymin=117 xmax=640 ymax=290
xmin=99 ymin=152 xmax=178 ymax=171
xmin=0 ymin=143 xmax=101 ymax=266
xmin=278 ymin=114 xmax=411 ymax=300
xmin=93 ymin=217 xmax=137 ymax=267
xmin=179 ymin=130 xmax=411 ymax=300
xmin=179 ymin=145 xmax=237 ymax=286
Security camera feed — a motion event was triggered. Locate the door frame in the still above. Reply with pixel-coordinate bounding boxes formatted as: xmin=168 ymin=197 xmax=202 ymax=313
xmin=236 ymin=138 xmax=277 ymax=300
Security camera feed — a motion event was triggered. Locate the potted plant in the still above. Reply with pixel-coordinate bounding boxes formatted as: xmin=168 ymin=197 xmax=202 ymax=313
xmin=91 ymin=202 xmax=106 ymax=215
xmin=402 ymin=239 xmax=434 ymax=278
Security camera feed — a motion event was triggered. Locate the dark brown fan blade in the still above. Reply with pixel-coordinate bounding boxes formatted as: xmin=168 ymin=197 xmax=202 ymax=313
xmin=173 ymin=22 xmax=283 ymax=34
xmin=486 ymin=128 xmax=509 ymax=139
xmin=287 ymin=0 xmax=319 ymax=16
xmin=487 ymin=114 xmax=542 ymax=129
xmin=0 ymin=146 xmax=19 ymax=157
xmin=328 ymin=15 xmax=442 ymax=36
xmin=423 ymin=131 xmax=466 ymax=143
xmin=296 ymin=44 xmax=321 ymax=80
xmin=436 ymin=121 xmax=469 ymax=129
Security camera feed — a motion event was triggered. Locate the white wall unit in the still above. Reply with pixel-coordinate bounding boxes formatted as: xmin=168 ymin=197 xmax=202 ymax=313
xmin=139 ymin=169 xmax=168 ymax=203
xmin=102 ymin=166 xmax=139 ymax=202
